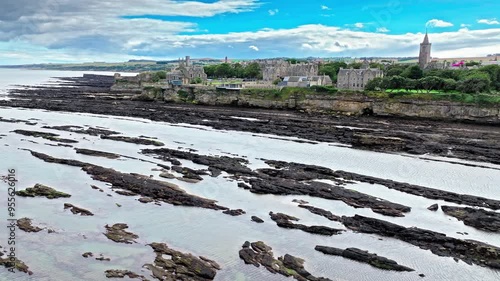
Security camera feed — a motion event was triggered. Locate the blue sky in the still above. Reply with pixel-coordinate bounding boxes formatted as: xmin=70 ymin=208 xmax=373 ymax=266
xmin=0 ymin=0 xmax=499 ymax=64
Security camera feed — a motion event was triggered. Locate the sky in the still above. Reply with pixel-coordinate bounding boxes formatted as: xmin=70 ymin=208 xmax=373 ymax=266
xmin=0 ymin=0 xmax=499 ymax=64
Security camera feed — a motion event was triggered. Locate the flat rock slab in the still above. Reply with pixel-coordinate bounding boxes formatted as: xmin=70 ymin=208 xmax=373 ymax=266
xmin=144 ymin=242 xmax=220 ymax=280
xmin=104 ymin=223 xmax=138 ymax=244
xmin=17 ymin=218 xmax=43 ymax=233
xmin=75 ymin=148 xmax=120 ymax=159
xmin=239 ymin=240 xmax=332 ymax=281
xmin=64 ymin=203 xmax=94 ymax=216
xmin=341 ymin=214 xmax=500 ymax=270
xmin=270 ymin=212 xmax=343 ymax=236
xmin=315 ymin=246 xmax=414 ymax=271
xmin=17 ymin=184 xmax=71 ymax=199
xmin=27 ymin=150 xmax=228 ymax=211
xmin=105 ymin=269 xmax=148 ymax=280
xmin=441 ymin=206 xmax=500 ymax=232
xmin=101 ymin=135 xmax=164 ymax=146
xmin=12 ymin=129 xmax=78 ymax=143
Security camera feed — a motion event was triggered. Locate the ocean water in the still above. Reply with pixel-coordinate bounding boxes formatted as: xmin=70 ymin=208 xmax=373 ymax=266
xmin=0 ymin=70 xmax=499 ymax=281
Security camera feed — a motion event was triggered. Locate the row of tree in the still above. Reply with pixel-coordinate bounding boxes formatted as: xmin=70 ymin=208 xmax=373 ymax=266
xmin=203 ymin=62 xmax=262 ymax=79
xmin=367 ymin=64 xmax=500 ymax=93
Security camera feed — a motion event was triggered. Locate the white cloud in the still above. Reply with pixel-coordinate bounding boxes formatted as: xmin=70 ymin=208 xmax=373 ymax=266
xmin=302 ymin=43 xmax=313 ymax=49
xmin=249 ymin=45 xmax=259 ymax=51
xmin=460 ymin=24 xmax=471 ymax=27
xmin=376 ymin=27 xmax=390 ymax=33
xmin=426 ymin=19 xmax=454 ymax=28
xmin=321 ymin=5 xmax=331 ymax=10
xmin=268 ymin=9 xmax=279 ymax=16
xmin=478 ymin=18 xmax=500 ymax=25
xmin=354 ymin=23 xmax=364 ymax=28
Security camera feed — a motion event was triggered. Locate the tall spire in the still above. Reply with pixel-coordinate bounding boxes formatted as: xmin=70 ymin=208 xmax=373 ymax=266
xmin=423 ymin=30 xmax=429 ymax=44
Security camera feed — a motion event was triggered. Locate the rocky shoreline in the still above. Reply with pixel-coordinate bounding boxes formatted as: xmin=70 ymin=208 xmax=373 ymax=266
xmin=2 ymin=75 xmax=500 ymax=166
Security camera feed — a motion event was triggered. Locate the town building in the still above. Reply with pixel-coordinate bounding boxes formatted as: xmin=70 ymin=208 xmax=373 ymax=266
xmin=166 ymin=56 xmax=207 ymax=85
xmin=419 ymin=32 xmax=432 ymax=69
xmin=257 ymin=60 xmax=319 ymax=81
xmin=279 ymin=75 xmax=333 ymax=88
xmin=336 ymin=60 xmax=383 ymax=91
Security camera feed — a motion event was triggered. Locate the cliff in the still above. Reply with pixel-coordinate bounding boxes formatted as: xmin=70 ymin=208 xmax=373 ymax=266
xmin=156 ymin=86 xmax=500 ymax=124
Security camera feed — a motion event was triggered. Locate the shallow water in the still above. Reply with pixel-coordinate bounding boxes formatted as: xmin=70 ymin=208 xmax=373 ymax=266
xmin=0 ymin=70 xmax=499 ymax=281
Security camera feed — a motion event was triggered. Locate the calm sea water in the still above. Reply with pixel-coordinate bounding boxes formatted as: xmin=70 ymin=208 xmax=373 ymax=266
xmin=0 ymin=70 xmax=499 ymax=281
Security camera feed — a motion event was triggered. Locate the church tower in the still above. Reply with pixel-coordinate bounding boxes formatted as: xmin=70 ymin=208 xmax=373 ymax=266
xmin=419 ymin=31 xmax=431 ymax=69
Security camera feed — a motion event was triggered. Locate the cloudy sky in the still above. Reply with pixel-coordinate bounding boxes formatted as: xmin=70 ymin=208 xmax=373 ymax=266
xmin=0 ymin=0 xmax=499 ymax=64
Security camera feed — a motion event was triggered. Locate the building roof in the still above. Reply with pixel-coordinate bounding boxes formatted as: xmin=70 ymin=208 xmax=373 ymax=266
xmin=423 ymin=31 xmax=430 ymax=44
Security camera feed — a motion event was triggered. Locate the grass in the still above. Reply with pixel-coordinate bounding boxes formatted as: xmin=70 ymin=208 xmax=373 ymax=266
xmin=364 ymin=89 xmax=500 ymax=105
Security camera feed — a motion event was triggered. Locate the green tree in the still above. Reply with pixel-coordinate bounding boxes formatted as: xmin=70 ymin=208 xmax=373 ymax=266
xmin=365 ymin=77 xmax=383 ymax=91
xmin=385 ymin=65 xmax=406 ymax=77
xmin=347 ymin=62 xmax=363 ymax=69
xmin=204 ymin=65 xmax=217 ymax=78
xmin=402 ymin=65 xmax=423 ymax=79
xmin=319 ymin=61 xmax=347 ymax=83
xmin=215 ymin=63 xmax=233 ymax=78
xmin=479 ymin=65 xmax=500 ymax=90
xmin=419 ymin=76 xmax=445 ymax=93
xmin=457 ymin=74 xmax=491 ymax=93
xmin=244 ymin=62 xmax=262 ymax=79
xmin=388 ymin=75 xmax=406 ymax=90
xmin=442 ymin=78 xmax=457 ymax=92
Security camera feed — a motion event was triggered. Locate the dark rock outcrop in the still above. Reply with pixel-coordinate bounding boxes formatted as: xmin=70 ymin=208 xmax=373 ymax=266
xmin=75 ymin=148 xmax=120 ymax=159
xmin=0 ymin=255 xmax=33 ymax=275
xmin=333 ymin=170 xmax=500 ymax=210
xmin=239 ymin=241 xmax=332 ymax=281
xmin=270 ymin=212 xmax=343 ymax=236
xmin=17 ymin=184 xmax=71 ymax=199
xmin=441 ymin=206 xmax=500 ymax=232
xmin=101 ymin=135 xmax=164 ymax=146
xmin=223 ymin=209 xmax=246 ymax=216
xmin=42 ymin=125 xmax=120 ymax=136
xmin=427 ymin=204 xmax=439 ymax=211
xmin=298 ymin=205 xmax=340 ymax=221
xmin=315 ymin=246 xmax=414 ymax=271
xmin=104 ymin=224 xmax=139 ymax=244
xmin=144 ymin=242 xmax=220 ymax=280
xmin=341 ymin=214 xmax=500 ymax=270
xmin=104 ymin=269 xmax=147 ymax=280
xmin=17 ymin=218 xmax=43 ymax=233
xmin=26 ymin=151 xmax=228 ymax=211
xmin=64 ymin=203 xmax=94 ymax=216
xmin=12 ymin=129 xmax=78 ymax=143
xmin=251 ymin=216 xmax=264 ymax=223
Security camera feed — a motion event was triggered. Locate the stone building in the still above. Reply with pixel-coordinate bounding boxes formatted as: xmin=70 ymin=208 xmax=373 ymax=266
xmin=336 ymin=60 xmax=383 ymax=91
xmin=419 ymin=32 xmax=432 ymax=69
xmin=257 ymin=60 xmax=319 ymax=81
xmin=280 ymin=75 xmax=333 ymax=87
xmin=166 ymin=56 xmax=207 ymax=85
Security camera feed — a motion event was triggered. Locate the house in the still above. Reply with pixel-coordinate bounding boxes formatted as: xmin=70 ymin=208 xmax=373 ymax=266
xmin=337 ymin=60 xmax=383 ymax=91
xmin=279 ymin=75 xmax=333 ymax=88
xmin=166 ymin=56 xmax=207 ymax=85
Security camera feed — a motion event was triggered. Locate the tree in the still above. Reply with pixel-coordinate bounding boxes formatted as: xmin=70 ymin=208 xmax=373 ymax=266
xmin=215 ymin=63 xmax=233 ymax=78
xmin=404 ymin=78 xmax=417 ymax=92
xmin=364 ymin=77 xmax=383 ymax=91
xmin=419 ymin=76 xmax=445 ymax=93
xmin=385 ymin=65 xmax=406 ymax=77
xmin=387 ymin=75 xmax=406 ymax=90
xmin=442 ymin=78 xmax=457 ymax=92
xmin=479 ymin=65 xmax=500 ymax=90
xmin=244 ymin=62 xmax=262 ymax=79
xmin=457 ymin=75 xmax=491 ymax=94
xmin=402 ymin=65 xmax=423 ymax=79
xmin=347 ymin=62 xmax=363 ymax=69
xmin=319 ymin=62 xmax=347 ymax=83
xmin=204 ymin=65 xmax=217 ymax=78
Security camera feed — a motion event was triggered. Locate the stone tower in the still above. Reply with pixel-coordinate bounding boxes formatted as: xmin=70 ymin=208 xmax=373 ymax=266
xmin=419 ymin=31 xmax=431 ymax=69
